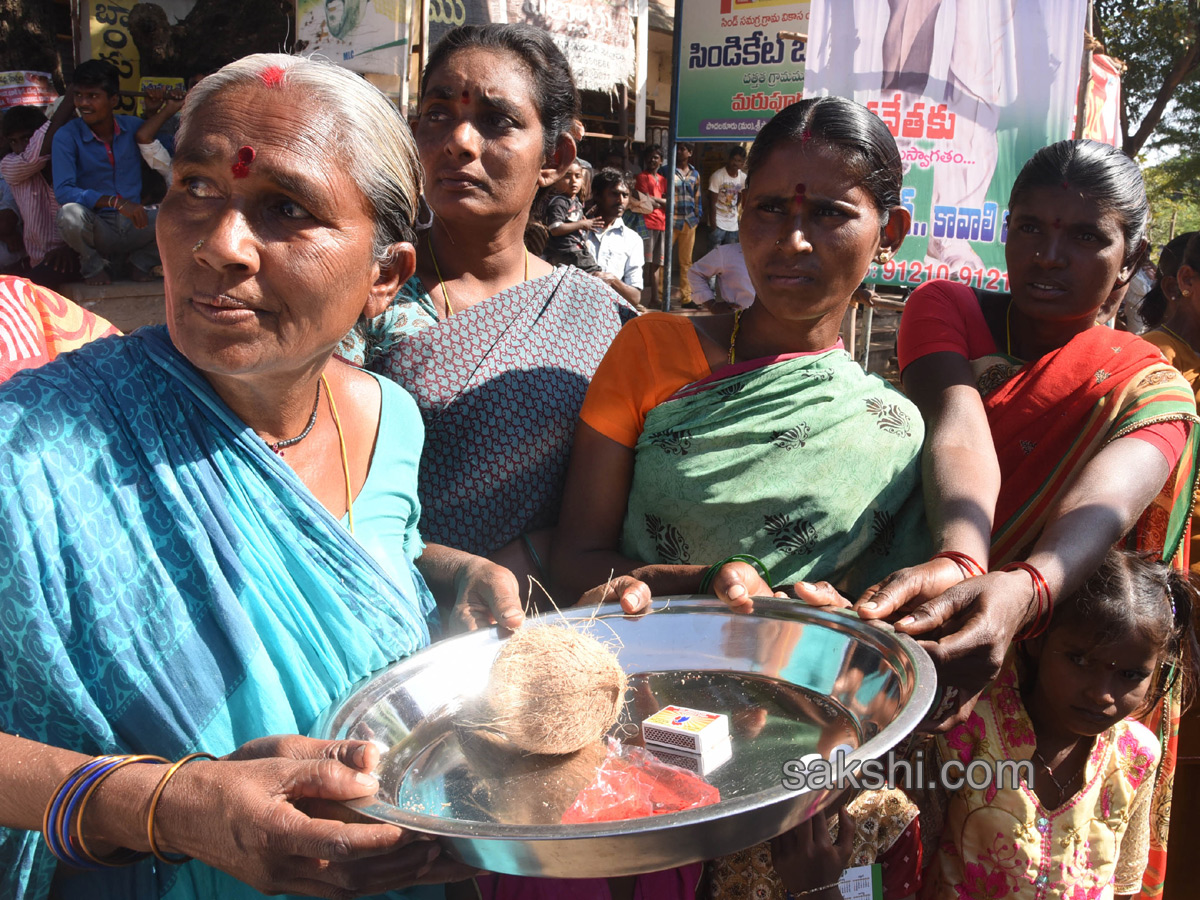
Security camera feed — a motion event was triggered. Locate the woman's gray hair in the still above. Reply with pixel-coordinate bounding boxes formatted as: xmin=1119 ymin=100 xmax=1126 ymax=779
xmin=178 ymin=53 xmax=421 ymax=265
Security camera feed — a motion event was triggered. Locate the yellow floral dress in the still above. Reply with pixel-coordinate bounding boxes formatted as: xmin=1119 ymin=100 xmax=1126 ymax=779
xmin=923 ymin=663 xmax=1160 ymax=900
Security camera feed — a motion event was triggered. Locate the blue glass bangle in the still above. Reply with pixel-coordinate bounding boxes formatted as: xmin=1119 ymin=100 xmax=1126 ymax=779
xmin=43 ymin=756 xmax=122 ymax=866
xmin=58 ymin=757 xmax=130 ymax=868
xmin=73 ymin=755 xmax=166 ymax=867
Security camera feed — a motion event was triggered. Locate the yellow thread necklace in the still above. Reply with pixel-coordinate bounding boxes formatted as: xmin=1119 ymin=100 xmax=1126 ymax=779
xmin=728 ymin=309 xmax=743 ymax=365
xmin=322 ymin=372 xmax=354 ymax=536
xmin=430 ymin=242 xmax=529 ymax=318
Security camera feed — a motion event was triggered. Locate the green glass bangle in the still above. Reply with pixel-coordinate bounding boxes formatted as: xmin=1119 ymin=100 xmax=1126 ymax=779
xmin=698 ymin=554 xmax=773 ymax=593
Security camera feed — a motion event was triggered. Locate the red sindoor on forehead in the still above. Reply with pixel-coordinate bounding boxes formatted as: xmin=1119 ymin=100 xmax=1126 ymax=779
xmin=794 ymin=182 xmax=806 ymax=203
xmin=259 ymin=66 xmax=286 ymax=88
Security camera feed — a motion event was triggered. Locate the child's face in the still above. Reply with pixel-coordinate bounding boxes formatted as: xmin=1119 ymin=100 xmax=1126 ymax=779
xmin=557 ymin=164 xmax=583 ymax=196
xmin=1029 ymin=624 xmax=1160 ymax=736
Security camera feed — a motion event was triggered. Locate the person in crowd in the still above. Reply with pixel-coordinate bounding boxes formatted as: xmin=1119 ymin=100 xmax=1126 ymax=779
xmin=852 ymin=139 xmax=1198 ymax=898
xmin=1136 ymin=232 xmax=1195 ymax=341
xmin=687 ymin=239 xmax=755 ymax=313
xmin=0 ymin=53 xmax=523 ymax=900
xmin=663 ymin=141 xmax=702 ymax=308
xmin=924 ymin=549 xmax=1198 ymax=899
xmin=540 ymin=160 xmax=601 ymax=273
xmin=553 ymin=96 xmax=925 ymax=632
xmin=0 ymin=178 xmax=24 ymax=274
xmin=52 ymin=60 xmax=160 ymax=285
xmin=569 ymin=117 xmax=593 ymax=171
xmin=552 ymin=93 xmax=928 ymax=900
xmin=1 ymin=102 xmax=80 ymax=287
xmin=0 ymin=274 xmax=116 ymax=381
xmin=708 ymin=145 xmax=747 ymax=246
xmin=136 ymin=86 xmax=186 ymax=179
xmin=585 ymin=166 xmax=644 ymax=309
xmin=634 ymin=144 xmax=667 ymax=309
xmin=1141 ymin=232 xmax=1200 ymax=572
xmin=341 ymin=24 xmax=635 ymax=592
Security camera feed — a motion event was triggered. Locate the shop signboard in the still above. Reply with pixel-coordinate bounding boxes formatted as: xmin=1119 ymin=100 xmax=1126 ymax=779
xmin=805 ymin=0 xmax=1086 ymax=289
xmin=675 ymin=0 xmax=811 ymax=142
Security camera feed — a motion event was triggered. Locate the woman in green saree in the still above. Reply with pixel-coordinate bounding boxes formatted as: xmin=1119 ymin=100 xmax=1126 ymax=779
xmin=551 ymin=96 xmax=927 ymax=614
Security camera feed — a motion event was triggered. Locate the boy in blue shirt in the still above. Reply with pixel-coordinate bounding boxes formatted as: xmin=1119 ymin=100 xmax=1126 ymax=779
xmin=53 ymin=60 xmax=160 ymax=285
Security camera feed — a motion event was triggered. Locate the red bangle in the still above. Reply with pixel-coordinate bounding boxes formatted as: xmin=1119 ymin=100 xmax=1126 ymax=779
xmin=931 ymin=550 xmax=987 ymax=578
xmin=1002 ymin=561 xmax=1053 ymax=640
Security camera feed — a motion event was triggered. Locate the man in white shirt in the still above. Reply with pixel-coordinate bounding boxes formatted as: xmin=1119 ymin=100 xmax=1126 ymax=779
xmin=707 ymin=146 xmax=747 ymax=245
xmin=688 ymin=241 xmax=755 ymax=313
xmin=586 ymin=167 xmax=645 ymax=310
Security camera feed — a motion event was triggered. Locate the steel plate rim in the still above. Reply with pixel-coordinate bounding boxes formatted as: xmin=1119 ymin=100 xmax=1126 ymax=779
xmin=313 ymin=595 xmax=937 ymax=841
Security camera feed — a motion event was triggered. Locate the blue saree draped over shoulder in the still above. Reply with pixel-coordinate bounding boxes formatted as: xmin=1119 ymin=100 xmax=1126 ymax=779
xmin=0 ymin=327 xmax=440 ymax=900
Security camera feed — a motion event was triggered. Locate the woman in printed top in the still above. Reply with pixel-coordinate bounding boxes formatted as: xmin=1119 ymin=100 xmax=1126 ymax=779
xmin=340 ymin=24 xmax=635 ymax=597
xmin=551 ymin=95 xmax=930 ymax=900
xmin=858 ymin=139 xmax=1198 ymax=898
xmin=922 ymin=548 xmax=1199 ymax=900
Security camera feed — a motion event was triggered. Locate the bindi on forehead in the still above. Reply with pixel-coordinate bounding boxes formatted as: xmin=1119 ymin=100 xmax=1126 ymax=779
xmin=461 ymin=90 xmax=470 ymax=104
xmin=794 ymin=182 xmax=806 ymax=204
xmin=231 ymin=145 xmax=255 ymax=179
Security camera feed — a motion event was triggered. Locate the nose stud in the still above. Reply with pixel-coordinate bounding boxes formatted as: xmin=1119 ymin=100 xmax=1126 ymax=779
xmin=192 ymin=239 xmax=205 ymax=253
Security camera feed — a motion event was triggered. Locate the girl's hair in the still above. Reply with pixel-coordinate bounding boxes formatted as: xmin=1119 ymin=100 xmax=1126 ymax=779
xmin=1045 ymin=548 xmax=1199 ymax=710
xmin=423 ymin=24 xmax=580 ymax=159
xmin=1009 ymin=139 xmax=1149 ymax=271
xmin=1140 ymin=231 xmax=1198 ymax=327
xmin=745 ymin=96 xmax=902 ymax=214
xmin=180 ymin=53 xmax=421 ymax=266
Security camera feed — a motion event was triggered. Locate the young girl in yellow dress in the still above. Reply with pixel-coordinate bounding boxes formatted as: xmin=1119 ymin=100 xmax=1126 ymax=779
xmin=923 ymin=549 xmax=1198 ymax=899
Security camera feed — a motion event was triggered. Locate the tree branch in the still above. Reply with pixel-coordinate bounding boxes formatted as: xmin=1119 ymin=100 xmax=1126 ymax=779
xmin=1124 ymin=16 xmax=1200 ymax=157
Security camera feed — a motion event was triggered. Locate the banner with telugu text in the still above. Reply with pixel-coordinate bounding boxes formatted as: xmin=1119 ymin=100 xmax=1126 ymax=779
xmin=676 ymin=0 xmax=811 ymax=142
xmin=805 ymin=0 xmax=1086 ymax=290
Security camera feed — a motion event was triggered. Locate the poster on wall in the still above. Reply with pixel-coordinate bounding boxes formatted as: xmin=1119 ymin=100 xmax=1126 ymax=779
xmin=675 ymin=0 xmax=811 ymax=142
xmin=427 ymin=0 xmax=634 ymax=93
xmin=296 ymin=0 xmax=410 ymax=76
xmin=0 ymin=72 xmax=57 ymax=110
xmin=805 ymin=0 xmax=1087 ymax=290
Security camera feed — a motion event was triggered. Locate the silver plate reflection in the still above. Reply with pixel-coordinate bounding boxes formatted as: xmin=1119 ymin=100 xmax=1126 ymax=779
xmin=312 ymin=597 xmax=936 ymax=878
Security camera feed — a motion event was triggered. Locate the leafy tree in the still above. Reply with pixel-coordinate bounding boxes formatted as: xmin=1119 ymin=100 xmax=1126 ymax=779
xmin=1094 ymin=0 xmax=1200 ymax=169
xmin=1143 ymin=161 xmax=1200 ymax=247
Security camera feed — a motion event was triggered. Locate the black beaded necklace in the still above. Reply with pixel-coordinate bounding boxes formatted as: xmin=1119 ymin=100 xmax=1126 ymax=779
xmin=267 ymin=380 xmax=321 ymax=454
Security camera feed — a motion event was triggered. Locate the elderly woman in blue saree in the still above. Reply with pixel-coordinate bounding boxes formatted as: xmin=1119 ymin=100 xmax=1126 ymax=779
xmin=0 ymin=55 xmax=522 ymax=900
xmin=547 ymin=98 xmax=931 ymax=900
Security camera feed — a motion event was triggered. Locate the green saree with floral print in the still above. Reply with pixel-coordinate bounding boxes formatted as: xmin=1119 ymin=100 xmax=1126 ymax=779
xmin=619 ymin=348 xmax=930 ymax=595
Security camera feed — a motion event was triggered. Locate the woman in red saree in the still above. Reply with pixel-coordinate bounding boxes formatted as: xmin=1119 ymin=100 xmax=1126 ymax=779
xmin=857 ymin=140 xmax=1198 ymax=900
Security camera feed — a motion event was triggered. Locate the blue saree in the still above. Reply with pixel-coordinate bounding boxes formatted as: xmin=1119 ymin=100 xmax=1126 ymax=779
xmin=0 ymin=327 xmax=439 ymax=900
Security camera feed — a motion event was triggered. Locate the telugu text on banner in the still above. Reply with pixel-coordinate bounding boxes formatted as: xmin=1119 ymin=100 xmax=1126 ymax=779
xmin=805 ymin=0 xmax=1086 ymax=290
xmin=676 ymin=0 xmax=811 ymax=142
